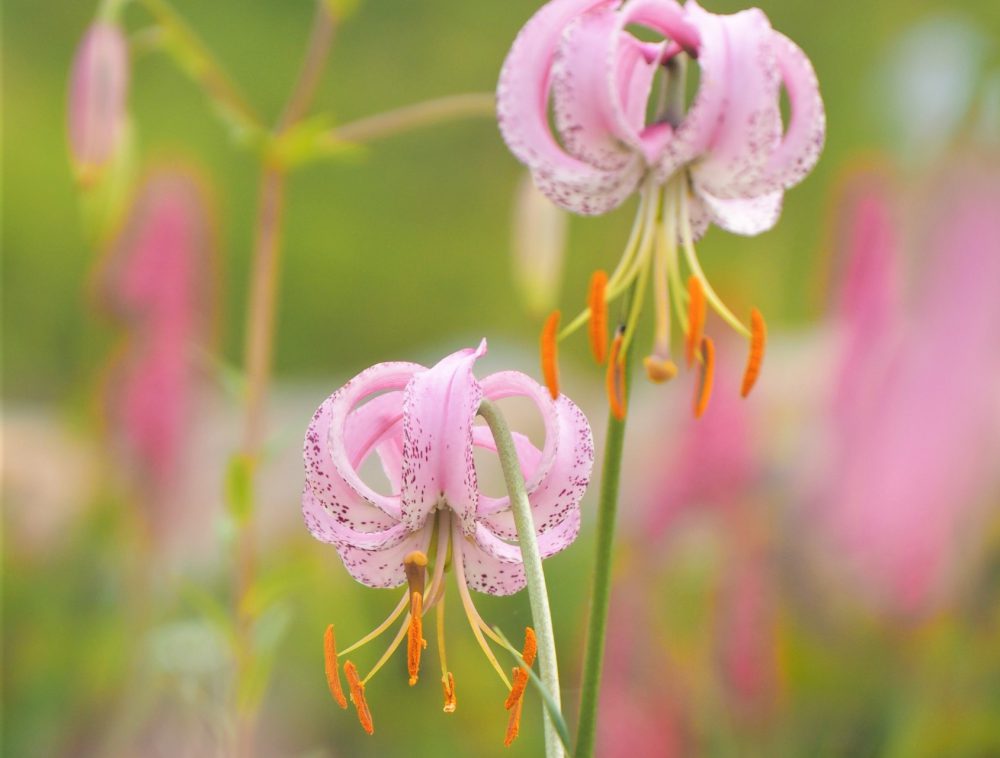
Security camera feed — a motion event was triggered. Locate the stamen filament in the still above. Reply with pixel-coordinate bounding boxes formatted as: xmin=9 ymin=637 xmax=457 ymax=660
xmin=337 ymin=593 xmax=409 ymax=657
xmin=344 ymin=660 xmax=374 ymax=735
xmin=540 ymin=310 xmax=561 ymax=399
xmin=663 ymin=189 xmax=689 ymax=336
xmin=678 ymin=185 xmax=752 ymax=338
xmin=587 ymin=270 xmax=609 ymax=364
xmin=694 ymin=336 xmax=715 ymax=418
xmin=436 ymin=593 xmax=457 ymax=713
xmin=645 ymin=205 xmax=679 ymax=383
xmin=741 ymin=308 xmax=767 ymax=397
xmin=452 ymin=529 xmax=512 ymax=689
xmin=362 ymin=614 xmax=409 ymax=685
xmin=323 ymin=624 xmax=348 ymax=709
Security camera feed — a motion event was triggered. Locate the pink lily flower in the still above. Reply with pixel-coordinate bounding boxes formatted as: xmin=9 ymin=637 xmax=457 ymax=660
xmin=303 ymin=340 xmax=593 ymax=739
xmin=498 ymin=0 xmax=824 ymax=413
xmin=67 ymin=22 xmax=129 ymax=186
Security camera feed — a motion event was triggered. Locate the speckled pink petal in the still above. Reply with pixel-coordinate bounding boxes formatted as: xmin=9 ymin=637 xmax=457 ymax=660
xmin=552 ymin=8 xmax=640 ymax=171
xmin=697 ymin=187 xmax=784 ymax=236
xmin=687 ymin=8 xmax=783 ymax=200
xmin=302 ymin=486 xmax=410 ymax=552
xmin=655 ymin=0 xmax=729 ymax=180
xmin=335 ymin=523 xmax=434 ymax=590
xmin=400 ymin=341 xmax=487 ymax=535
xmin=497 ymin=0 xmax=644 ymax=215
xmin=760 ymin=32 xmax=826 ymax=191
xmin=318 ymin=362 xmax=424 ymax=521
xmin=479 ymin=404 xmax=590 ymax=538
xmin=682 ymin=190 xmax=713 ymax=242
xmin=607 ymin=0 xmax=698 ymax=164
xmin=472 ymin=425 xmax=543 ymax=514
xmin=474 ymin=507 xmax=582 ymax=565
xmin=303 ymin=389 xmax=412 ymax=548
xmin=456 ymin=527 xmax=527 ymax=596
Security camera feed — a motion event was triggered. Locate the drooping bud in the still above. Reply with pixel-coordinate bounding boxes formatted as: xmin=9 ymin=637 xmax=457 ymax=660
xmin=512 ymin=173 xmax=568 ymax=317
xmin=67 ymin=22 xmax=129 ymax=185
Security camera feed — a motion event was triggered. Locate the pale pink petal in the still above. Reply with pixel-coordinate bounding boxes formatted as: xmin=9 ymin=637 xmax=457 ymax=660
xmin=400 ymin=341 xmax=487 ymax=535
xmin=457 ymin=526 xmax=527 ymax=596
xmin=607 ymin=0 xmax=699 ymax=163
xmin=697 ymin=188 xmax=784 ymax=236
xmin=687 ymin=8 xmax=783 ymax=199
xmin=312 ymin=362 xmax=423 ymax=522
xmin=552 ymin=8 xmax=637 ymax=171
xmin=302 ymin=487 xmax=410 ymax=552
xmin=761 ymin=32 xmax=826 ymax=190
xmin=68 ymin=22 xmax=129 ymax=181
xmin=497 ymin=0 xmax=644 ymax=215
xmin=474 ymin=508 xmax=582 ymax=563
xmin=335 ymin=523 xmax=434 ymax=589
xmin=682 ymin=191 xmax=712 ymax=242
xmin=472 ymin=425 xmax=544 ymax=515
xmin=656 ymin=0 xmax=729 ymax=180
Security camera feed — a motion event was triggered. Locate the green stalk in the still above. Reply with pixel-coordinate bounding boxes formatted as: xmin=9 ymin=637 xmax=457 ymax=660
xmin=572 ymin=363 xmax=630 ymax=758
xmin=478 ymin=399 xmax=564 ymax=758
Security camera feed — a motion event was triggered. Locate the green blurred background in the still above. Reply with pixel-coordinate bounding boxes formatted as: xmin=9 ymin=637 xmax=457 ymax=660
xmin=4 ymin=0 xmax=1000 ymax=756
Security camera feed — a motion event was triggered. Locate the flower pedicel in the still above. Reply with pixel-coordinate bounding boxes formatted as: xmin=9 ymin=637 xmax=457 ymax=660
xmin=303 ymin=340 xmax=593 ymax=744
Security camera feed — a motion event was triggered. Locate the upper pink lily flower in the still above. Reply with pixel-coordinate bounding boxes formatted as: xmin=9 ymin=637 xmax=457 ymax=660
xmin=67 ymin=22 xmax=130 ymax=186
xmin=304 ymin=340 xmax=593 ymax=738
xmin=498 ymin=0 xmax=824 ymax=415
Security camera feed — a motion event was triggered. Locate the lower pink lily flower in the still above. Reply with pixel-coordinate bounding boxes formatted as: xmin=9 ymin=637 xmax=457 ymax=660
xmin=303 ymin=340 xmax=593 ymax=741
xmin=499 ymin=0 xmax=825 ymax=414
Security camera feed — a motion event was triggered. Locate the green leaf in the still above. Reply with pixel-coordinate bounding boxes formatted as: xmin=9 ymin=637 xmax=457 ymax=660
xmin=225 ymin=453 xmax=255 ymax=524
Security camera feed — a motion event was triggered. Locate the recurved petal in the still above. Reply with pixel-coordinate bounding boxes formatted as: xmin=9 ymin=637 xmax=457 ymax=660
xmin=760 ymin=31 xmax=826 ymax=190
xmin=311 ymin=362 xmax=424 ymax=522
xmin=497 ymin=0 xmax=644 ymax=215
xmin=552 ymin=8 xmax=638 ymax=171
xmin=477 ymin=379 xmax=593 ymax=543
xmin=335 ymin=522 xmax=434 ymax=589
xmin=457 ymin=528 xmax=527 ymax=596
xmin=686 ymin=7 xmax=783 ymax=200
xmin=473 ymin=507 xmax=583 ymax=567
xmin=473 ymin=425 xmax=544 ymax=516
xmin=400 ymin=341 xmax=487 ymax=535
xmin=302 ymin=486 xmax=411 ymax=552
xmin=697 ymin=188 xmax=784 ymax=236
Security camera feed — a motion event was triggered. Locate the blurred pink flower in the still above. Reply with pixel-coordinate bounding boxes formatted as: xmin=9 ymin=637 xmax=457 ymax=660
xmin=820 ymin=158 xmax=1000 ymax=615
xmin=304 ymin=340 xmax=593 ymax=736
xmin=497 ymin=0 xmax=824 ymax=227
xmin=67 ymin=22 xmax=129 ymax=185
xmin=498 ymin=0 xmax=824 ymax=406
xmin=100 ymin=168 xmax=215 ymax=507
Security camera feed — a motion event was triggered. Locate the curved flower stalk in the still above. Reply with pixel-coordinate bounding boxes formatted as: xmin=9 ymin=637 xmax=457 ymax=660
xmin=67 ymin=21 xmax=130 ymax=186
xmin=304 ymin=340 xmax=593 ymax=747
xmin=498 ymin=0 xmax=824 ymax=416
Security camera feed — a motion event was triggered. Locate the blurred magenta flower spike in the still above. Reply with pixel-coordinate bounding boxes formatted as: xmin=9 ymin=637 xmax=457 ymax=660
xmin=498 ymin=0 xmax=824 ymax=416
xmin=101 ymin=168 xmax=214 ymax=513
xmin=822 ymin=160 xmax=1000 ymax=616
xmin=304 ymin=340 xmax=593 ymax=741
xmin=67 ymin=21 xmax=129 ymax=186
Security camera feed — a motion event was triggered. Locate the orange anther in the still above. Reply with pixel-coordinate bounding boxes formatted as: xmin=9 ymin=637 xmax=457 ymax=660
xmin=442 ymin=671 xmax=457 ymax=713
xmin=504 ymin=628 xmax=537 ymax=710
xmin=643 ymin=355 xmax=678 ymax=383
xmin=407 ymin=591 xmax=426 ymax=686
xmin=693 ymin=336 xmax=715 ymax=419
xmin=741 ymin=308 xmax=767 ymax=397
xmin=504 ymin=667 xmax=525 ymax=747
xmin=605 ymin=327 xmax=626 ymax=421
xmin=344 ymin=661 xmax=374 ymax=735
xmin=685 ymin=276 xmax=706 ymax=368
xmin=323 ymin=624 xmax=347 ymax=709
xmin=540 ymin=310 xmax=561 ymax=399
xmin=587 ymin=270 xmax=609 ymax=365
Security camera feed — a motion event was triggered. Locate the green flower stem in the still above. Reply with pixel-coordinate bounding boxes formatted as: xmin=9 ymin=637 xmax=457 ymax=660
xmin=332 ymin=93 xmax=496 ymax=144
xmin=574 ymin=356 xmax=632 ymax=758
xmin=478 ymin=399 xmax=564 ymax=758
